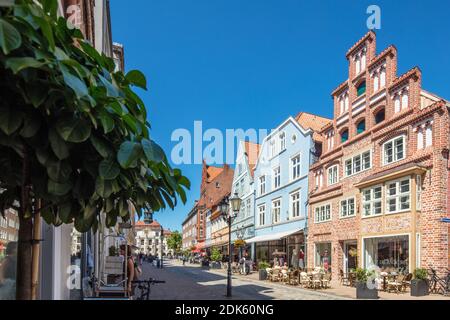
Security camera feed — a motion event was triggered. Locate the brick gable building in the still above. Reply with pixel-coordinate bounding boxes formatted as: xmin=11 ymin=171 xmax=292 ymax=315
xmin=307 ymin=31 xmax=450 ymax=280
xmin=196 ymin=162 xmax=234 ymax=251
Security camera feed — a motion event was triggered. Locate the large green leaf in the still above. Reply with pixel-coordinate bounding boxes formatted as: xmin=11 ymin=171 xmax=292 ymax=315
xmin=125 ymin=70 xmax=147 ymax=90
xmin=47 ymin=160 xmax=72 ymax=182
xmin=58 ymin=202 xmax=73 ymax=224
xmin=49 ymin=128 xmax=69 ymax=160
xmin=0 ymin=106 xmax=23 ymax=135
xmin=48 ymin=179 xmax=72 ymax=196
xmin=99 ymin=158 xmax=120 ymax=180
xmin=95 ymin=177 xmax=114 ymax=198
xmin=142 ymin=139 xmax=165 ymax=163
xmin=90 ymin=135 xmax=111 ymax=158
xmin=98 ymin=110 xmax=114 ymax=134
xmin=55 ymin=117 xmax=91 ymax=143
xmin=59 ymin=63 xmax=88 ymax=98
xmin=0 ymin=18 xmax=22 ymax=54
xmin=117 ymin=141 xmax=142 ymax=168
xmin=5 ymin=57 xmax=45 ymax=74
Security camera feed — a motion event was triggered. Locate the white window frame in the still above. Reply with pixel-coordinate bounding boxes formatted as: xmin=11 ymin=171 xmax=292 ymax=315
xmin=259 ymin=175 xmax=266 ymax=195
xmin=327 ymin=165 xmax=339 ymax=186
xmin=386 ymin=177 xmax=411 ymax=214
xmin=290 ymin=189 xmax=301 ymax=219
xmin=340 ymin=197 xmax=356 ymax=219
xmin=279 ymin=132 xmax=286 ymax=152
xmin=273 ymin=166 xmax=281 ymax=190
xmin=258 ymin=204 xmax=265 ymax=226
xmin=272 ymin=199 xmax=281 ymax=224
xmin=362 ymin=185 xmax=383 ymax=218
xmin=344 ymin=150 xmax=372 ymax=177
xmin=290 ymin=153 xmax=301 ymax=181
xmin=314 ymin=203 xmax=332 ymax=223
xmin=383 ymin=135 xmax=406 ymax=165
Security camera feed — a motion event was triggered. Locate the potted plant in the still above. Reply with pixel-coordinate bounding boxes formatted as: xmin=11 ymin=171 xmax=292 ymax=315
xmin=258 ymin=261 xmax=271 ymax=280
xmin=411 ymin=268 xmax=429 ymax=296
xmin=210 ymin=248 xmax=223 ymax=269
xmin=355 ymin=268 xmax=379 ymax=299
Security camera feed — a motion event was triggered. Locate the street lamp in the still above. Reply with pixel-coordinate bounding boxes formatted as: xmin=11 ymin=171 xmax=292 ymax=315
xmin=219 ymin=192 xmax=242 ymax=298
xmin=159 ymin=225 xmax=164 ymax=269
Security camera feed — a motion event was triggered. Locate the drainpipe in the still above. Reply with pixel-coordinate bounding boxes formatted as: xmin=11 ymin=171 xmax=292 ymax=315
xmin=304 ymin=199 xmax=309 ymax=269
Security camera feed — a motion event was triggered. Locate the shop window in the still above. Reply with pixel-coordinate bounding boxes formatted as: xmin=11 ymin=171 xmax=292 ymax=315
xmin=314 ymin=242 xmax=331 ymax=272
xmin=357 ymin=81 xmax=366 ymax=96
xmin=341 ymin=129 xmax=349 ymax=143
xmin=356 ymin=119 xmax=366 ymax=134
xmin=363 ymin=235 xmax=409 ymax=273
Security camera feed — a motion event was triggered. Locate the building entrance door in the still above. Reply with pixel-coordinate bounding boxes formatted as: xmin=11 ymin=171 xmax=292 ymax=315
xmin=344 ymin=242 xmax=358 ymax=273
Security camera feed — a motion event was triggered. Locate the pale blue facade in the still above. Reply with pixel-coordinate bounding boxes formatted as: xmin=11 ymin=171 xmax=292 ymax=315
xmin=251 ymin=116 xmax=316 ymax=265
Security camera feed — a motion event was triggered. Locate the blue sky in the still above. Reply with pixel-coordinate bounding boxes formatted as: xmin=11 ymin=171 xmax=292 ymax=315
xmin=110 ymin=0 xmax=450 ymax=231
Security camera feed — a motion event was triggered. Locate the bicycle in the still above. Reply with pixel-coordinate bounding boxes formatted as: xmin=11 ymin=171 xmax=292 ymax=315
xmin=131 ymin=278 xmax=166 ymax=300
xmin=428 ymin=268 xmax=450 ymax=296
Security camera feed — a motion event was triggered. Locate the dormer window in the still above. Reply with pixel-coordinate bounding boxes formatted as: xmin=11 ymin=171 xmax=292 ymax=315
xmin=357 ymin=81 xmax=366 ymax=97
xmin=341 ymin=129 xmax=349 ymax=143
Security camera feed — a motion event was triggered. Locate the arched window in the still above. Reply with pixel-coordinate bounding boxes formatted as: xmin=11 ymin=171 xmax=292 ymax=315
xmin=357 ymin=81 xmax=366 ymax=96
xmin=374 ymin=108 xmax=385 ymax=124
xmin=402 ymin=91 xmax=409 ymax=110
xmin=341 ymin=129 xmax=349 ymax=143
xmin=356 ymin=120 xmax=366 ymax=134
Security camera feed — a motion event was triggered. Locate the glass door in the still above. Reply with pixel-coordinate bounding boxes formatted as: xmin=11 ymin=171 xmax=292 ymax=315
xmin=344 ymin=242 xmax=358 ymax=273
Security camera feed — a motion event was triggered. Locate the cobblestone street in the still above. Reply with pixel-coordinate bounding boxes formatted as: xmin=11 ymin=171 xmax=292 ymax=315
xmin=138 ymin=259 xmax=347 ymax=300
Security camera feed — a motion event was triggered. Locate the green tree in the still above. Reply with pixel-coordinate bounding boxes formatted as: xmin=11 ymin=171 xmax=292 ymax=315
xmin=166 ymin=230 xmax=182 ymax=254
xmin=210 ymin=247 xmax=222 ymax=262
xmin=0 ymin=0 xmax=189 ymax=299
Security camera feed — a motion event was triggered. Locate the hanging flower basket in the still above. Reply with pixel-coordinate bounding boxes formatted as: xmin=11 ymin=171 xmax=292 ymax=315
xmin=234 ymin=239 xmax=246 ymax=247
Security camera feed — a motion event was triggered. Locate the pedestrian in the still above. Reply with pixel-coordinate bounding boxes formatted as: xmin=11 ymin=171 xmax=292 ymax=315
xmin=298 ymin=249 xmax=305 ymax=270
xmin=120 ymin=245 xmax=140 ymax=297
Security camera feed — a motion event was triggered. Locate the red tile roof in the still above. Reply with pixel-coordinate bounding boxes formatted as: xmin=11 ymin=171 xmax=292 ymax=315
xmin=295 ymin=112 xmax=332 ymax=142
xmin=244 ymin=141 xmax=261 ymax=178
xmin=135 ymin=220 xmax=161 ymax=228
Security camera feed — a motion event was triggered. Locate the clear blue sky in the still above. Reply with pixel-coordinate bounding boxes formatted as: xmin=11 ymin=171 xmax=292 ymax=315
xmin=110 ymin=0 xmax=450 ymax=232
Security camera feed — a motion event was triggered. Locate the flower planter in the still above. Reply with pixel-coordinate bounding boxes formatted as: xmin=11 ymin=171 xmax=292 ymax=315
xmin=259 ymin=269 xmax=267 ymax=280
xmin=356 ymin=281 xmax=379 ymax=299
xmin=410 ymin=279 xmax=429 ymax=297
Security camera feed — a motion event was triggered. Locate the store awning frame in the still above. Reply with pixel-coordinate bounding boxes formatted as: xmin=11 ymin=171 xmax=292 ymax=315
xmin=245 ymin=229 xmax=302 ymax=244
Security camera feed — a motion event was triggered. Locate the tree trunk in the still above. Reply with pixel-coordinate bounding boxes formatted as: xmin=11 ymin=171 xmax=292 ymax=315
xmin=16 ymin=214 xmax=33 ymax=300
xmin=16 ymin=146 xmax=33 ymax=300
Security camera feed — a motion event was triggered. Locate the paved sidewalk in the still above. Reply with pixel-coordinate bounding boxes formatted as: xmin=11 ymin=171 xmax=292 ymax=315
xmin=204 ymin=262 xmax=450 ymax=300
xmin=137 ymin=259 xmax=346 ymax=300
